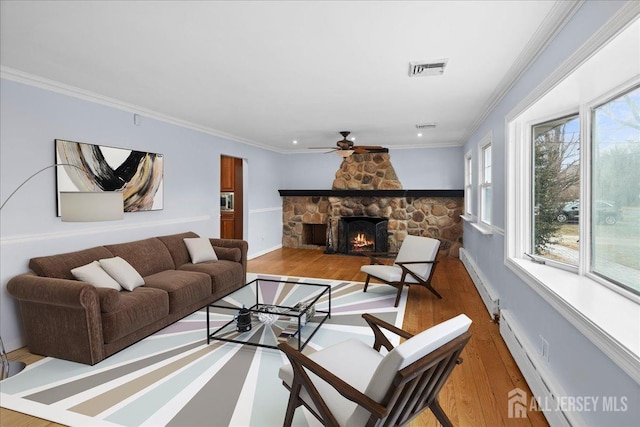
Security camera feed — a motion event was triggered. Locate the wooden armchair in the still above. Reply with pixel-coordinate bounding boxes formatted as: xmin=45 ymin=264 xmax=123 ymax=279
xmin=278 ymin=313 xmax=472 ymax=427
xmin=361 ymin=235 xmax=442 ymax=307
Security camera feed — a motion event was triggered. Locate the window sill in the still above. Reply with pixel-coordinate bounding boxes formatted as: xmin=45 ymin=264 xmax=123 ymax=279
xmin=460 ymin=214 xmax=475 ymax=222
xmin=506 ymin=257 xmax=640 ymax=384
xmin=470 ymin=221 xmax=493 ymax=235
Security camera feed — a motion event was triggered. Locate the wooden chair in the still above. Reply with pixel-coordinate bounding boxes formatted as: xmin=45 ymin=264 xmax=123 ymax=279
xmin=361 ymin=235 xmax=442 ymax=307
xmin=278 ymin=313 xmax=472 ymax=427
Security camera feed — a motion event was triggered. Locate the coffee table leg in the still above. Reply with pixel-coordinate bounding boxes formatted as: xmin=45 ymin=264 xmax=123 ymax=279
xmin=206 ymin=305 xmax=210 ymax=345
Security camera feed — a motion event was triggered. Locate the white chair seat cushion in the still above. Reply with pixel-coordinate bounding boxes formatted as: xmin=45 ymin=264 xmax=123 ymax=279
xmin=279 ymin=339 xmax=384 ymax=426
xmin=360 ymin=264 xmax=420 ymax=283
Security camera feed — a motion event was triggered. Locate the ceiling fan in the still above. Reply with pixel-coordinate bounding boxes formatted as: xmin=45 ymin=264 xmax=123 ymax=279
xmin=309 ymin=131 xmax=388 ymax=156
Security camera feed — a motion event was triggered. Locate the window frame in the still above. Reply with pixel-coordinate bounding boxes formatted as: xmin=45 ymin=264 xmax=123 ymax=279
xmin=585 ymin=83 xmax=640 ymax=295
xmin=527 ymin=110 xmax=581 ymax=273
xmin=478 ymin=132 xmax=492 ymax=226
xmin=464 ymin=150 xmax=473 ymax=217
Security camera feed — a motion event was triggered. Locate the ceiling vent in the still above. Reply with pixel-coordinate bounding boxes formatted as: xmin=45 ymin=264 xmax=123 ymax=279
xmin=408 ymin=59 xmax=448 ymax=77
xmin=415 ymin=123 xmax=437 ymax=129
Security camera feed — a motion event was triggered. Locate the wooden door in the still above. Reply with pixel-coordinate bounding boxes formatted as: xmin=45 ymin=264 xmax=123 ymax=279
xmin=220 ymin=211 xmax=235 ymax=239
xmin=220 ymin=155 xmax=243 ymax=239
xmin=220 ymin=156 xmax=235 ymax=192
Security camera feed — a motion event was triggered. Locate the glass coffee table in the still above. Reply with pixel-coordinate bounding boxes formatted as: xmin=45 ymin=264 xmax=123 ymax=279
xmin=206 ymin=277 xmax=331 ymax=350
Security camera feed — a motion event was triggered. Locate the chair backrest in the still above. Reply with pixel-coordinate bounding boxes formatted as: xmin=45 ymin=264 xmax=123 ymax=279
xmin=394 ymin=235 xmax=440 ymax=280
xmin=347 ymin=314 xmax=472 ymax=426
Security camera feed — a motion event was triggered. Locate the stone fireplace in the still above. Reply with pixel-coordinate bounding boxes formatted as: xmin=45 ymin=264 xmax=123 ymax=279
xmin=280 ymin=152 xmax=464 ymax=257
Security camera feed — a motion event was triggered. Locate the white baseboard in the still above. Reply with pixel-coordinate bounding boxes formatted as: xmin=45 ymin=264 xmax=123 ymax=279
xmin=500 ymin=310 xmax=580 ymax=427
xmin=459 ymin=248 xmax=500 ymax=319
xmin=248 ymin=244 xmax=282 ymax=260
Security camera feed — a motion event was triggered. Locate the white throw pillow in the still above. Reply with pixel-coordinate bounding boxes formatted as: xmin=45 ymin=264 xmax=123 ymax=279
xmin=71 ymin=261 xmax=122 ymax=291
xmin=184 ymin=237 xmax=218 ymax=263
xmin=99 ymin=256 xmax=145 ymax=291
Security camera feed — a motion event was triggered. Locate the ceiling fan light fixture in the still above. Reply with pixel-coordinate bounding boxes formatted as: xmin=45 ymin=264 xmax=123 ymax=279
xmin=337 ymin=150 xmax=354 ymax=158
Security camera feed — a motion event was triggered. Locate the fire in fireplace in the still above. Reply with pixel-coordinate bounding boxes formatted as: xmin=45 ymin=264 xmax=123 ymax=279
xmin=338 ymin=217 xmax=388 ymax=255
xmin=352 ymin=232 xmax=374 ymax=251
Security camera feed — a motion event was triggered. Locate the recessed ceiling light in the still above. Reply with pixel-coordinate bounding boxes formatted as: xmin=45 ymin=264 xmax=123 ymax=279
xmin=350 ymin=137 xmax=356 ymax=141
xmin=292 ymin=140 xmax=298 ymax=144
xmin=417 ymin=133 xmax=423 ymax=137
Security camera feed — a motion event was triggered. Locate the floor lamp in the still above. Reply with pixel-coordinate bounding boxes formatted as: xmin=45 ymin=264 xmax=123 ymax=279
xmin=1 ymin=163 xmax=123 ymax=380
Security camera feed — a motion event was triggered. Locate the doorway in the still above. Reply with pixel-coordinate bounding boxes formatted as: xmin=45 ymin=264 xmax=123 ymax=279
xmin=220 ymin=155 xmax=243 ymax=239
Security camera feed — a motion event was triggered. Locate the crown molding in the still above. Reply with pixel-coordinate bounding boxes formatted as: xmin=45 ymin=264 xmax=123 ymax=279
xmin=461 ymin=0 xmax=584 ymax=143
xmin=0 ymin=66 xmax=282 ymax=154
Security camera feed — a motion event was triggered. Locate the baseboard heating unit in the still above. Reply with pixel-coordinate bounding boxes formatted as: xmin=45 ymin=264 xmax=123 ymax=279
xmin=500 ymin=310 xmax=579 ymax=427
xmin=459 ymin=248 xmax=499 ymax=320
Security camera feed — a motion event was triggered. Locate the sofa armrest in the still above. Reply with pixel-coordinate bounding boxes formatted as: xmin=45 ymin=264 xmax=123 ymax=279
xmin=8 ymin=272 xmax=99 ymax=308
xmin=7 ymin=272 xmax=106 ymax=364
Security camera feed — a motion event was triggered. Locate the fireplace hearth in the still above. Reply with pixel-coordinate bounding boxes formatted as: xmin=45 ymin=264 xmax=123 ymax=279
xmin=338 ymin=217 xmax=388 ymax=255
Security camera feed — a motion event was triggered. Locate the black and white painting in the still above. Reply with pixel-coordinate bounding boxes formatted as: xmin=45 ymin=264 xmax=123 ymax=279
xmin=55 ymin=139 xmax=164 ymax=214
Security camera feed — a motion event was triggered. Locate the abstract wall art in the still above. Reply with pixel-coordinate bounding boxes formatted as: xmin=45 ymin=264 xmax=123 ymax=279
xmin=55 ymin=139 xmax=164 ymax=214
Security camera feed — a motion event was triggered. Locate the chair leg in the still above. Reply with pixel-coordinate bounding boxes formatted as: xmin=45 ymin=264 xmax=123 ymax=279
xmin=423 ymin=283 xmax=443 ymax=299
xmin=363 ymin=275 xmax=371 ymax=293
xmin=394 ymin=284 xmax=403 ymax=307
xmin=283 ymin=382 xmax=302 ymax=427
xmin=430 ymin=398 xmax=453 ymax=427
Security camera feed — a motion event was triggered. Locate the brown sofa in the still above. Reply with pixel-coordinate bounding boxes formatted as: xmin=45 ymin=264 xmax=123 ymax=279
xmin=7 ymin=231 xmax=248 ymax=365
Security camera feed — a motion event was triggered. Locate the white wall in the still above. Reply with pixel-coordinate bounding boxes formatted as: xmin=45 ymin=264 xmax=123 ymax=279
xmin=462 ymin=1 xmax=640 ymax=425
xmin=0 ymin=78 xmax=284 ymax=351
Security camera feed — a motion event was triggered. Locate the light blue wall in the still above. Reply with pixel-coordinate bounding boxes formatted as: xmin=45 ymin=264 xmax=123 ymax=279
xmin=280 ymin=146 xmax=464 ymax=189
xmin=0 ymin=78 xmax=285 ymax=350
xmin=0 ymin=78 xmax=464 ymax=352
xmin=462 ymin=1 xmax=639 ymax=425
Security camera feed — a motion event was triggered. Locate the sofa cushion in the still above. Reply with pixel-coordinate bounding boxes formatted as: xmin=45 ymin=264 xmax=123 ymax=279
xmin=29 ymin=246 xmax=114 ymax=280
xmin=104 ymin=237 xmax=175 ymax=277
xmin=95 ymin=288 xmax=121 ymax=313
xmin=143 ymin=270 xmax=211 ymax=313
xmin=213 ymin=246 xmax=242 ymax=263
xmin=156 ymin=231 xmax=200 ymax=268
xmin=179 ymin=260 xmax=244 ymax=298
xmin=71 ymin=261 xmax=122 ymax=290
xmin=101 ymin=287 xmax=169 ymax=344
xmin=184 ymin=237 xmax=218 ymax=263
xmin=99 ymin=256 xmax=145 ymax=291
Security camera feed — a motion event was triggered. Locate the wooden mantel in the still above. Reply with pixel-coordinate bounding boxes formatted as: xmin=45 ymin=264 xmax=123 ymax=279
xmin=278 ymin=189 xmax=464 ymax=197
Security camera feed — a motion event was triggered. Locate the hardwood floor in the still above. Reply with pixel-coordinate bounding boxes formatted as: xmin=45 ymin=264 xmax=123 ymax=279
xmin=1 ymin=248 xmax=549 ymax=426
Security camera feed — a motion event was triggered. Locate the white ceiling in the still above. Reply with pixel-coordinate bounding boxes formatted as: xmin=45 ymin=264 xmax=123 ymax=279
xmin=1 ymin=1 xmax=570 ymax=153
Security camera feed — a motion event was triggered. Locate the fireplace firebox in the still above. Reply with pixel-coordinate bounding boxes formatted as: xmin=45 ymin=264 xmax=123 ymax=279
xmin=338 ymin=217 xmax=388 ymax=255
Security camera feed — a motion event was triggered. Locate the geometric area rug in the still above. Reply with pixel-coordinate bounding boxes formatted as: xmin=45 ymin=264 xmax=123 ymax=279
xmin=0 ymin=273 xmax=407 ymax=426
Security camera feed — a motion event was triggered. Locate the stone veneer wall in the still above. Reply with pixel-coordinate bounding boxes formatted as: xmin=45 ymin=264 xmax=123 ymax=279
xmin=282 ymin=195 xmax=463 ymax=257
xmin=332 ymin=153 xmax=402 ymax=190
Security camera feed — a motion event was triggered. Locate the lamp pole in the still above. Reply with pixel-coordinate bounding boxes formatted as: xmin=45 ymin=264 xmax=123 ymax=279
xmin=0 ymin=163 xmax=85 ymax=212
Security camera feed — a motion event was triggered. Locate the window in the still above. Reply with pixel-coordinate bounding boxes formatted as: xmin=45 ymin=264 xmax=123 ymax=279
xmin=515 ymin=84 xmax=639 ymax=297
xmin=532 ymin=114 xmax=580 ymax=266
xmin=591 ymin=85 xmax=640 ymax=294
xmin=506 ymin=11 xmax=639 ymax=385
xmin=479 ymin=136 xmax=492 ymax=225
xmin=464 ymin=151 xmax=473 ymax=216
